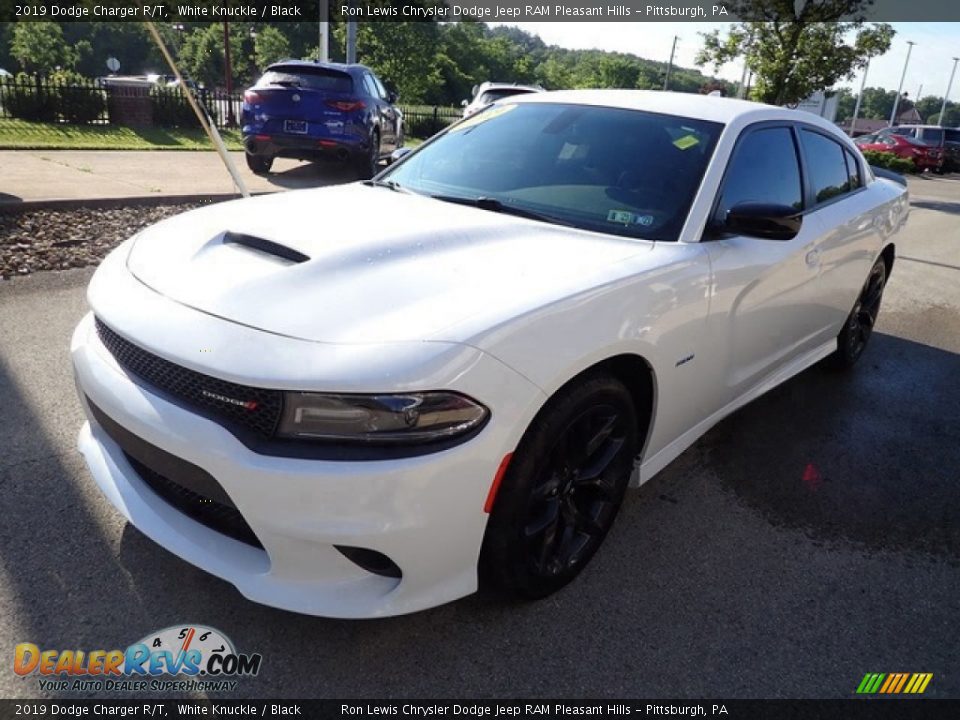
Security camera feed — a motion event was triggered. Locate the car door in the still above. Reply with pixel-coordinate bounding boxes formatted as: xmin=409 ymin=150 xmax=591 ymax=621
xmin=703 ymin=123 xmax=829 ymax=399
xmin=797 ymin=126 xmax=883 ymax=336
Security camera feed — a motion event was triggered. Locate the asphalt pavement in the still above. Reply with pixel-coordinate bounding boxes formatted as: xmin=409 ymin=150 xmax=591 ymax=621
xmin=1 ymin=175 xmax=958 ymax=699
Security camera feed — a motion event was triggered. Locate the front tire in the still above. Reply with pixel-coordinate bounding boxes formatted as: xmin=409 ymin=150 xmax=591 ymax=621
xmin=481 ymin=374 xmax=639 ymax=599
xmin=830 ymin=257 xmax=887 ymax=369
xmin=245 ymin=153 xmax=273 ymax=175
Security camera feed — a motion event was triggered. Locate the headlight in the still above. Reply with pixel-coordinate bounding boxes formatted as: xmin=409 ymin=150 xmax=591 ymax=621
xmin=277 ymin=392 xmax=489 ymax=444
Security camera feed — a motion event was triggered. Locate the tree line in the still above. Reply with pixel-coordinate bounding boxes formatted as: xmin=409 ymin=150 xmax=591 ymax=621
xmin=833 ymin=87 xmax=960 ymax=127
xmin=1 ymin=21 xmax=734 ymax=106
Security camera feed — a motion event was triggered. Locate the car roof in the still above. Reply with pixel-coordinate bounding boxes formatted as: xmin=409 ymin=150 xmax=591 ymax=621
xmin=504 ymin=89 xmax=844 ymax=130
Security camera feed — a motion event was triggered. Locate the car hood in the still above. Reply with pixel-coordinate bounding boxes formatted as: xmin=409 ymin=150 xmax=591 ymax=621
xmin=126 ymin=184 xmax=650 ymax=344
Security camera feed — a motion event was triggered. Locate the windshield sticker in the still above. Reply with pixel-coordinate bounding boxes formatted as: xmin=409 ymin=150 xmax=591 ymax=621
xmin=607 ymin=209 xmax=634 ymax=224
xmin=673 ymin=134 xmax=700 ymax=150
xmin=449 ymin=104 xmax=517 ymax=132
xmin=634 ymin=214 xmax=655 ymax=227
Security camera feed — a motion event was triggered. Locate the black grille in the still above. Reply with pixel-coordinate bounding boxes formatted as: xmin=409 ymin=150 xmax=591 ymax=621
xmin=87 ymin=398 xmax=263 ymax=549
xmin=125 ymin=453 xmax=263 ymax=549
xmin=95 ymin=317 xmax=283 ymax=438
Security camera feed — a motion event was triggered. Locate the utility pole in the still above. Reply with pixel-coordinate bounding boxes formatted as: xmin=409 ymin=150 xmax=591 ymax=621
xmin=222 ymin=21 xmax=235 ymax=126
xmin=939 ymin=57 xmax=959 ymax=126
xmin=663 ymin=36 xmax=678 ymax=91
xmin=889 ymin=40 xmax=915 ymax=127
xmin=346 ymin=21 xmax=357 ymax=64
xmin=318 ymin=0 xmax=329 ymax=63
xmin=849 ymin=58 xmax=870 ymax=137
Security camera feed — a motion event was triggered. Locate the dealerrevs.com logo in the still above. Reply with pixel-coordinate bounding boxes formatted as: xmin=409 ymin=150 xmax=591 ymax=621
xmin=14 ymin=625 xmax=262 ymax=693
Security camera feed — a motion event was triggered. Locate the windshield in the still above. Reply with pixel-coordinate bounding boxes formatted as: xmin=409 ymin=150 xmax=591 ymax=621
xmin=381 ymin=102 xmax=722 ymax=241
xmin=257 ymin=67 xmax=352 ymax=93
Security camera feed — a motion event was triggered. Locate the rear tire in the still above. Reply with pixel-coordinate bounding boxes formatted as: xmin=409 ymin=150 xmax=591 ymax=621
xmin=829 ymin=257 xmax=887 ymax=369
xmin=245 ymin=154 xmax=273 ymax=175
xmin=356 ymin=132 xmax=380 ymax=180
xmin=480 ymin=373 xmax=638 ymax=599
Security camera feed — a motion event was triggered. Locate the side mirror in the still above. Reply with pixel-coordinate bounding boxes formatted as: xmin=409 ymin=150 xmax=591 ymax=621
xmin=387 ymin=91 xmax=398 ymax=104
xmin=389 ymin=147 xmax=412 ymax=164
xmin=460 ymin=99 xmax=469 ymax=107
xmin=724 ymin=202 xmax=802 ymax=241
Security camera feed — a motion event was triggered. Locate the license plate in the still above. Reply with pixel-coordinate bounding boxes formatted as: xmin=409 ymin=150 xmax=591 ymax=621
xmin=284 ymin=120 xmax=307 ymax=134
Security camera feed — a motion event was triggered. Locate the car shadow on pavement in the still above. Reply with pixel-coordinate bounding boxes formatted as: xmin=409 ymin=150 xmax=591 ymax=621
xmin=910 ymin=199 xmax=960 ymax=215
xmin=259 ymin=162 xmax=359 ymax=190
xmin=694 ymin=333 xmax=960 ymax=560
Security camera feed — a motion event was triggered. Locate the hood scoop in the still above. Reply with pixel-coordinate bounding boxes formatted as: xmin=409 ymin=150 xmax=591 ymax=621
xmin=223 ymin=231 xmax=309 ymax=264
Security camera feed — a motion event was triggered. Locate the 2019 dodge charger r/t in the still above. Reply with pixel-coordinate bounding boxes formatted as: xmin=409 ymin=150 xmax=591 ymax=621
xmin=72 ymin=90 xmax=908 ymax=618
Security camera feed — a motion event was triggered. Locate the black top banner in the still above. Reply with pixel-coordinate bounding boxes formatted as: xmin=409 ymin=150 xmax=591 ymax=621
xmin=0 ymin=700 xmax=959 ymax=720
xmin=4 ymin=0 xmax=960 ymax=23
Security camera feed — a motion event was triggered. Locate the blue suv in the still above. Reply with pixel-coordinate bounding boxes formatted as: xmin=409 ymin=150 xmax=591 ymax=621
xmin=241 ymin=61 xmax=404 ymax=178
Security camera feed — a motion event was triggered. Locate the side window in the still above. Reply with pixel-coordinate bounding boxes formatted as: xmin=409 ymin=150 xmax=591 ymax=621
xmin=718 ymin=127 xmax=803 ymax=216
xmin=361 ymin=74 xmax=378 ymax=98
xmin=844 ymin=148 xmax=861 ymax=190
xmin=801 ymin=129 xmax=851 ymax=205
xmin=372 ymin=75 xmax=389 ymax=100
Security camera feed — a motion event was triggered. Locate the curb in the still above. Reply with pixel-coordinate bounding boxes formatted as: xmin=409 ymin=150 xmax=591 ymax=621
xmin=0 ymin=191 xmax=275 ymax=214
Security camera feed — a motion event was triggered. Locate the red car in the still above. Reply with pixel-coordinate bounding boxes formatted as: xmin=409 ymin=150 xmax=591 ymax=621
xmin=855 ymin=132 xmax=943 ymax=172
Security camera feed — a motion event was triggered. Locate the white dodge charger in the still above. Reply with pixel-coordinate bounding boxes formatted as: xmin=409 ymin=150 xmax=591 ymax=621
xmin=72 ymin=90 xmax=908 ymax=617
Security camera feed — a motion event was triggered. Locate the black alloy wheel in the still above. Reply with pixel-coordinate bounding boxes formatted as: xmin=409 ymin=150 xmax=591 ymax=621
xmin=481 ymin=374 xmax=639 ymax=599
xmin=831 ymin=257 xmax=887 ymax=368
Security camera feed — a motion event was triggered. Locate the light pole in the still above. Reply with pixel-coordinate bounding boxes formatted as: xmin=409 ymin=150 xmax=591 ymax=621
xmin=318 ymin=0 xmax=329 ymax=61
xmin=849 ymin=58 xmax=870 ymax=137
xmin=939 ymin=57 xmax=959 ymax=126
xmin=889 ymin=40 xmax=915 ymax=127
xmin=172 ymin=23 xmax=184 ymax=54
xmin=663 ymin=36 xmax=678 ymax=91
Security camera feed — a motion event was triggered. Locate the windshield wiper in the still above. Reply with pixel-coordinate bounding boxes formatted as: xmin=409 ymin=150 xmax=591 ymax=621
xmin=429 ymin=194 xmax=573 ymax=227
xmin=363 ymin=179 xmax=410 ymax=193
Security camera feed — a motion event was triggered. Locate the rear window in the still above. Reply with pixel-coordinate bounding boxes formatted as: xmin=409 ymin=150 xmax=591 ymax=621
xmin=257 ymin=67 xmax=352 ymax=93
xmin=945 ymin=129 xmax=960 ymax=143
xmin=918 ymin=128 xmax=945 ymax=143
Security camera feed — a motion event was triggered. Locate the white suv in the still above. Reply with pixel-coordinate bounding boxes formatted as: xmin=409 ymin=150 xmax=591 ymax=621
xmin=461 ymin=82 xmax=544 ymax=117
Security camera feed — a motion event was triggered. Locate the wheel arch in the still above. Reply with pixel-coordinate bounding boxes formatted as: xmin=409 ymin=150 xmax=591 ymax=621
xmin=533 ymin=353 xmax=658 ymax=466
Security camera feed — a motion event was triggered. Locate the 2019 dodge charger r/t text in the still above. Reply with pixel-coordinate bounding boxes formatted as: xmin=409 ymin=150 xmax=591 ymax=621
xmin=72 ymin=91 xmax=908 ymax=618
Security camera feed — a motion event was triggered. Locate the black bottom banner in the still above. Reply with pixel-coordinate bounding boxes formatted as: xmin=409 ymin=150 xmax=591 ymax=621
xmin=2 ymin=700 xmax=959 ymax=720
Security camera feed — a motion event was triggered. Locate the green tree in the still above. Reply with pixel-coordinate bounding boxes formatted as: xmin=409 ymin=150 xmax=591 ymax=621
xmin=696 ymin=1 xmax=894 ymax=106
xmin=835 ymin=87 xmax=856 ymax=121
xmin=179 ymin=23 xmax=250 ymax=89
xmin=253 ymin=25 xmax=291 ymax=72
xmin=858 ymin=87 xmax=898 ymax=119
xmin=11 ymin=22 xmax=78 ymax=74
xmin=598 ymin=56 xmax=640 ymax=89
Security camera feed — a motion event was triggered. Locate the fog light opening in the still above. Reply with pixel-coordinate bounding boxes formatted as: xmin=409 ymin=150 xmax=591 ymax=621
xmin=335 ymin=545 xmax=402 ymax=579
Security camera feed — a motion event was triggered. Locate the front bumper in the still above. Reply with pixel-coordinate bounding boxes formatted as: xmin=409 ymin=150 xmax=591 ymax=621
xmin=71 ymin=268 xmax=543 ymax=617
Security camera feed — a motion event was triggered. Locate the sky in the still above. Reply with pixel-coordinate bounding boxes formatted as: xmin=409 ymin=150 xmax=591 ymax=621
xmin=491 ymin=22 xmax=960 ymax=100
